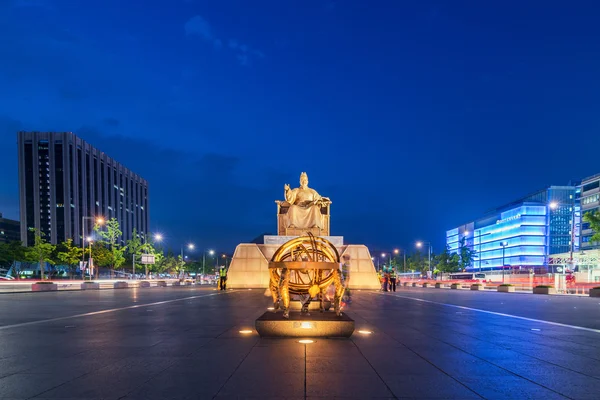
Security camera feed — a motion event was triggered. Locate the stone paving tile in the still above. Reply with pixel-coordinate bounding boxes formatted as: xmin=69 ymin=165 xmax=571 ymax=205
xmin=124 ymin=373 xmax=229 ymax=399
xmin=380 ymin=373 xmax=482 ymax=399
xmin=217 ymin=371 xmax=305 ymax=398
xmin=30 ymin=371 xmax=153 ymax=398
xmin=306 ymin=372 xmax=393 ymax=398
xmin=0 ymin=373 xmax=75 ymax=399
xmin=457 ymin=375 xmax=569 ymax=399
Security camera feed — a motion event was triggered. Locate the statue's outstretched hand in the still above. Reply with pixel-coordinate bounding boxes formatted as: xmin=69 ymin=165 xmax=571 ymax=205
xmin=284 ymin=184 xmax=290 ymax=191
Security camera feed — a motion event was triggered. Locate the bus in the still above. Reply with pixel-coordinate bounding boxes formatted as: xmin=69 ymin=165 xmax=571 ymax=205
xmin=449 ymin=272 xmax=487 ymax=282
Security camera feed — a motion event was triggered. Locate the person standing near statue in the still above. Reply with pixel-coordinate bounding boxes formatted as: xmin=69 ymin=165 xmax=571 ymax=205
xmin=389 ymin=268 xmax=397 ymax=292
xmin=219 ymin=266 xmax=227 ymax=290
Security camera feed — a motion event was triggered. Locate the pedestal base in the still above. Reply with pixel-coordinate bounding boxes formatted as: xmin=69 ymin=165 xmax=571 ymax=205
xmin=255 ymin=311 xmax=355 ymax=338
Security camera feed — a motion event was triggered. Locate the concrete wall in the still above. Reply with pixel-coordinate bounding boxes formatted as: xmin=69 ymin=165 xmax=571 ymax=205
xmin=227 ymin=243 xmax=380 ymax=289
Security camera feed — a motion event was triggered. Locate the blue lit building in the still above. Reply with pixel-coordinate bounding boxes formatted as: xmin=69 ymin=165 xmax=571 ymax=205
xmin=447 ymin=186 xmax=579 ymax=273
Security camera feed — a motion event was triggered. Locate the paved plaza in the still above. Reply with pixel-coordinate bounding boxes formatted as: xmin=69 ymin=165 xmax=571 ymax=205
xmin=0 ymin=286 xmax=599 ymax=399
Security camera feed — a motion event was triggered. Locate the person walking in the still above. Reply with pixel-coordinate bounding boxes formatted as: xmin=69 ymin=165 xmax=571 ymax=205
xmin=383 ymin=267 xmax=389 ymax=292
xmin=389 ymin=268 xmax=397 ymax=292
xmin=219 ymin=266 xmax=227 ymax=290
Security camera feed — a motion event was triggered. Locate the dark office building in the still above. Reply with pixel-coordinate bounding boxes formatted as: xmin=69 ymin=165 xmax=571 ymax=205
xmin=17 ymin=132 xmax=149 ymax=246
xmin=0 ymin=213 xmax=20 ymax=244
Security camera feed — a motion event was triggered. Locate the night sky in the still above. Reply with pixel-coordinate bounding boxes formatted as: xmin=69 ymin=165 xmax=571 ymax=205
xmin=1 ymin=0 xmax=600 ymax=256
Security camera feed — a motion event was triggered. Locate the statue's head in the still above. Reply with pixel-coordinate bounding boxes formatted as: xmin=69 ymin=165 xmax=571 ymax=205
xmin=299 ymin=172 xmax=308 ymax=187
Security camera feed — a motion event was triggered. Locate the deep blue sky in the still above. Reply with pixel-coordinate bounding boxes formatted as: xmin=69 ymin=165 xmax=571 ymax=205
xmin=1 ymin=0 xmax=600 ymax=255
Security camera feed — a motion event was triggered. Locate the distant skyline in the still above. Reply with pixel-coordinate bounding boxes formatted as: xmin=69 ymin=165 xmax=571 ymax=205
xmin=1 ymin=1 xmax=600 ymax=254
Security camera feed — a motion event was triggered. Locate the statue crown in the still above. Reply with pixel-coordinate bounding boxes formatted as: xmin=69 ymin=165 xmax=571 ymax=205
xmin=300 ymin=172 xmax=308 ymax=179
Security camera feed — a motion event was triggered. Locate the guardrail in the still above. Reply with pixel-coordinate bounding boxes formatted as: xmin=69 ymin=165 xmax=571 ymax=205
xmin=399 ymin=279 xmax=597 ymax=296
xmin=0 ymin=279 xmax=201 ymax=293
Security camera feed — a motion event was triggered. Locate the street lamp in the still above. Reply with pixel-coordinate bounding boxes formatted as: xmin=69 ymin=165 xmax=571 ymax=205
xmin=82 ymin=216 xmax=103 ymax=279
xmin=416 ymin=241 xmax=432 ymax=277
xmin=86 ymin=236 xmax=93 ymax=280
xmin=203 ymin=249 xmax=215 ymax=276
xmin=500 ymin=241 xmax=508 ymax=283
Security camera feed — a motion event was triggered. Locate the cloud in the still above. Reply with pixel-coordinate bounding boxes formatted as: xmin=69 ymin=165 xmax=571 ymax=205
xmin=184 ymin=15 xmax=213 ymax=41
xmin=236 ymin=54 xmax=250 ymax=67
xmin=185 ymin=17 xmax=264 ymax=67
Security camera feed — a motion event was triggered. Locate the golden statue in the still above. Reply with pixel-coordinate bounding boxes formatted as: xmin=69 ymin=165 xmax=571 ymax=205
xmin=280 ymin=172 xmax=330 ymax=232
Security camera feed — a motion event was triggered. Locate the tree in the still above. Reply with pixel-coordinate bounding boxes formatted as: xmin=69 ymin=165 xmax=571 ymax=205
xmin=56 ymin=239 xmax=83 ymax=279
xmin=583 ymin=210 xmax=600 ymax=244
xmin=407 ymin=251 xmax=428 ymax=275
xmin=458 ymin=237 xmax=476 ymax=270
xmin=0 ymin=241 xmax=26 ymax=279
xmin=94 ymin=218 xmax=125 ymax=278
xmin=126 ymin=229 xmax=143 ymax=277
xmin=25 ymin=228 xmax=55 ymax=280
xmin=435 ymin=246 xmax=461 ymax=277
xmin=91 ymin=242 xmax=112 ymax=268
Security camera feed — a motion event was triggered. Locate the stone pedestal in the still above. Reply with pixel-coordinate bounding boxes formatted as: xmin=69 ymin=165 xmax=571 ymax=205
xmin=156 ymin=281 xmax=167 ymax=287
xmin=589 ymin=288 xmax=600 ymax=297
xmin=533 ymin=286 xmax=556 ymax=295
xmin=470 ymin=284 xmax=483 ymax=291
xmin=80 ymin=282 xmax=100 ymax=290
xmin=32 ymin=283 xmax=57 ymax=292
xmin=227 ymin=243 xmax=380 ymax=289
xmin=255 ymin=312 xmax=354 ymax=338
xmin=450 ymin=283 xmax=461 ymax=289
xmin=114 ymin=281 xmax=128 ymax=289
xmin=498 ymin=285 xmax=515 ymax=293
xmin=139 ymin=281 xmax=150 ymax=288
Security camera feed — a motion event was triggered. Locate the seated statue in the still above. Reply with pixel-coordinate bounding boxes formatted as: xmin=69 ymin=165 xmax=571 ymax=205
xmin=282 ymin=172 xmax=330 ymax=229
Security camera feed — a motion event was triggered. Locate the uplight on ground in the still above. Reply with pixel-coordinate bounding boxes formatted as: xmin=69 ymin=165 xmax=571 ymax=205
xmin=358 ymin=330 xmax=373 ymax=335
xmin=239 ymin=329 xmax=253 ymax=334
xmin=298 ymin=339 xmax=314 ymax=344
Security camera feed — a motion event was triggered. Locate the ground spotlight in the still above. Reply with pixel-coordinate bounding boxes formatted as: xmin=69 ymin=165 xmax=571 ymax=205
xmin=298 ymin=339 xmax=314 ymax=344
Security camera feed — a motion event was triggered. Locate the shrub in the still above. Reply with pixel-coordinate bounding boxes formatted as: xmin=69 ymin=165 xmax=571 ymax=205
xmin=82 ymin=281 xmax=96 ymax=284
xmin=593 ymin=286 xmax=600 ymax=290
xmin=499 ymin=284 xmax=514 ymax=286
xmin=472 ymin=283 xmax=482 ymax=286
xmin=535 ymin=285 xmax=554 ymax=288
xmin=35 ymin=281 xmax=54 ymax=284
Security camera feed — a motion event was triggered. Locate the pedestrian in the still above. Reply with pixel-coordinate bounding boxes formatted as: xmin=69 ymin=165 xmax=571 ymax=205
xmin=383 ymin=268 xmax=389 ymax=292
xmin=389 ymin=268 xmax=397 ymax=292
xmin=219 ymin=266 xmax=227 ymax=290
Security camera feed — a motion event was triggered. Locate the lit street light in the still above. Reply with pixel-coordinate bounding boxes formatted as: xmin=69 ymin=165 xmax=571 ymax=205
xmin=82 ymin=216 xmax=103 ymax=280
xmin=416 ymin=241 xmax=432 ymax=278
xmin=203 ymin=249 xmax=215 ymax=276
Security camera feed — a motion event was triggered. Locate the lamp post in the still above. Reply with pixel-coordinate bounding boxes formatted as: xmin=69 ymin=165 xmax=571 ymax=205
xmin=144 ymin=233 xmax=163 ymax=280
xmin=202 ymin=249 xmax=215 ymax=276
xmin=181 ymin=243 xmax=195 ymax=278
xmin=416 ymin=241 xmax=432 ymax=277
xmin=371 ymin=256 xmax=380 ymax=270
xmin=82 ymin=217 xmax=103 ymax=280
xmin=86 ymin=236 xmax=93 ymax=280
xmin=500 ymin=241 xmax=508 ymax=283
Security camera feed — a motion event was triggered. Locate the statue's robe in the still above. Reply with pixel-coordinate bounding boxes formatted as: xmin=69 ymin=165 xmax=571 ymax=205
xmin=284 ymin=187 xmax=324 ymax=229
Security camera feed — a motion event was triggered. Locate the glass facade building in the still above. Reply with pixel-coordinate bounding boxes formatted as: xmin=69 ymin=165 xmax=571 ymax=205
xmin=580 ymin=173 xmax=600 ymax=250
xmin=447 ymin=186 xmax=579 ymax=273
xmin=18 ymin=132 xmax=149 ymax=246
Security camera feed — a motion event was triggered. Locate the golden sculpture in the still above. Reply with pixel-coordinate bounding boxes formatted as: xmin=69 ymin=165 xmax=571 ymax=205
xmin=276 ymin=172 xmax=331 ymax=236
xmin=269 ymin=234 xmax=345 ymax=318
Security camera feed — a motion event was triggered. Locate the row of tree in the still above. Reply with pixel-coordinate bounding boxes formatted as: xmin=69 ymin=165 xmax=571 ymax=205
xmin=0 ymin=218 xmax=201 ymax=280
xmin=384 ymin=237 xmax=475 ymax=276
